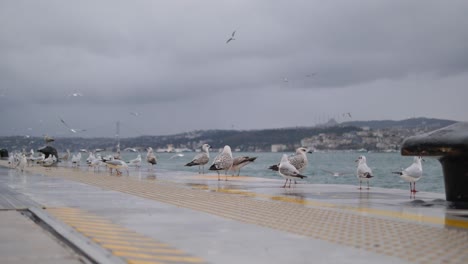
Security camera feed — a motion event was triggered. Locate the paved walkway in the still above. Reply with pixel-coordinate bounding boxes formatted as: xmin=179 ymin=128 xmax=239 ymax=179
xmin=0 ymin=211 xmax=83 ymax=264
xmin=1 ymin=161 xmax=467 ymax=263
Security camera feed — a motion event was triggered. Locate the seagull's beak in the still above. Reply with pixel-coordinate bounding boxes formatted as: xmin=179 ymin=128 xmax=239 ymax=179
xmin=355 ymin=159 xmax=359 ymax=162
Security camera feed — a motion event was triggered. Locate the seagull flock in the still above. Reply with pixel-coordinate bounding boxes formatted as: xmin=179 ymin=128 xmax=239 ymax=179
xmin=8 ymin=141 xmax=424 ymax=193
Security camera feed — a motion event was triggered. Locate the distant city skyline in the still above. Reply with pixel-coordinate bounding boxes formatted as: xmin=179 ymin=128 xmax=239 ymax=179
xmin=1 ymin=1 xmax=467 ymax=138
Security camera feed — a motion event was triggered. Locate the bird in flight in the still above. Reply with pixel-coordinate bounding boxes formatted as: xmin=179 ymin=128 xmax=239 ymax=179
xmin=226 ymin=30 xmax=236 ymax=43
xmin=59 ymin=117 xmax=86 ymax=133
xmin=68 ymin=92 xmax=83 ymax=97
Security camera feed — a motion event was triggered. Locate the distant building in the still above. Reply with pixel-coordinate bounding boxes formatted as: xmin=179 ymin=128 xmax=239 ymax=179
xmin=271 ymin=144 xmax=287 ymax=152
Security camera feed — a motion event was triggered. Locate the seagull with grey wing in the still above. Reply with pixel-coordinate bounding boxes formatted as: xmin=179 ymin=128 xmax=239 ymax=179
xmin=185 ymin=144 xmax=211 ymax=174
xmin=146 ymin=147 xmax=157 ymax=171
xmin=209 ymin=145 xmax=234 ymax=181
xmin=226 ymin=30 xmax=236 ymax=43
xmin=59 ymin=117 xmax=86 ymax=133
xmin=105 ymin=157 xmax=129 ymax=176
xmin=320 ymin=168 xmax=354 ymax=177
xmin=278 ymin=154 xmax=308 ymax=188
xmin=128 ymin=154 xmax=142 ymax=168
xmin=356 ymin=156 xmax=374 ymax=190
xmin=392 ymin=156 xmax=423 ymax=193
xmin=230 ymin=156 xmax=257 ymax=176
xmin=269 ymin=147 xmax=312 ymax=183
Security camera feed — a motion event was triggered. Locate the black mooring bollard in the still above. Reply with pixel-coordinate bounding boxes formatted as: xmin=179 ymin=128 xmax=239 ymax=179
xmin=38 ymin=145 xmax=59 ymax=160
xmin=401 ymin=122 xmax=468 ymax=202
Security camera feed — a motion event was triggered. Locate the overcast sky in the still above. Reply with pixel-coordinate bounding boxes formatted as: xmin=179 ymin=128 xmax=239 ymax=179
xmin=1 ymin=0 xmax=467 ymax=138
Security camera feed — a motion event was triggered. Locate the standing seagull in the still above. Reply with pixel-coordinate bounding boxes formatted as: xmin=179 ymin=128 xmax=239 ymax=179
xmin=105 ymin=158 xmax=129 ymax=176
xmin=230 ymin=156 xmax=257 ymax=176
xmin=269 ymin=147 xmax=312 ymax=173
xmin=226 ymin=30 xmax=236 ymax=43
xmin=209 ymin=145 xmax=234 ymax=181
xmin=185 ymin=144 xmax=211 ymax=174
xmin=278 ymin=154 xmax=307 ymax=188
xmin=146 ymin=147 xmax=157 ymax=170
xmin=392 ymin=156 xmax=423 ymax=193
xmin=128 ymin=154 xmax=142 ymax=168
xmin=269 ymin=147 xmax=312 ymax=183
xmin=355 ymin=156 xmax=374 ymax=190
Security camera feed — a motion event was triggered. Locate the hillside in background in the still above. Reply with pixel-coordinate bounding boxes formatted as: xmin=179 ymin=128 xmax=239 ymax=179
xmin=341 ymin=117 xmax=456 ymax=129
xmin=0 ymin=117 xmax=459 ymax=153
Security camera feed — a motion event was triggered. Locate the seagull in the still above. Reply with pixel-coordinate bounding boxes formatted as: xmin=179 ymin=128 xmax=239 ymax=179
xmin=185 ymin=144 xmax=211 ymax=174
xmin=392 ymin=156 xmax=424 ymax=193
xmin=146 ymin=147 xmax=157 ymax=170
xmin=61 ymin=149 xmax=71 ymax=161
xmin=71 ymin=152 xmax=82 ymax=167
xmin=105 ymin=158 xmax=129 ymax=176
xmin=128 ymin=154 xmax=142 ymax=168
xmin=321 ymin=169 xmax=353 ymax=177
xmin=44 ymin=135 xmax=55 ymax=144
xmin=230 ymin=156 xmax=257 ymax=176
xmin=124 ymin=147 xmax=138 ymax=152
xmin=68 ymin=91 xmax=83 ymax=98
xmin=170 ymin=153 xmax=185 ymax=159
xmin=269 ymin=147 xmax=312 ymax=175
xmin=278 ymin=154 xmax=308 ymax=188
xmin=209 ymin=145 xmax=234 ymax=181
xmin=130 ymin=112 xmax=140 ymax=117
xmin=226 ymin=30 xmax=236 ymax=43
xmin=17 ymin=154 xmax=27 ymax=172
xmin=88 ymin=156 xmax=103 ymax=172
xmin=342 ymin=112 xmax=352 ymax=118
xmin=42 ymin=155 xmax=57 ymax=167
xmin=356 ymin=156 xmax=374 ymax=190
xmin=59 ymin=117 xmax=86 ymax=133
xmin=306 ymin=73 xmax=316 ymax=77
xmin=28 ymin=153 xmax=45 ymax=165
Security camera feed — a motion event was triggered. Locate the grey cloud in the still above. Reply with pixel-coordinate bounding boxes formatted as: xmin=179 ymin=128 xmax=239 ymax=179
xmin=1 ymin=1 xmax=467 ymax=137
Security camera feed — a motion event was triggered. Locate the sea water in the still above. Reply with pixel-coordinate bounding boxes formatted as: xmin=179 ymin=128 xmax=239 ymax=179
xmin=112 ymin=151 xmax=444 ymax=194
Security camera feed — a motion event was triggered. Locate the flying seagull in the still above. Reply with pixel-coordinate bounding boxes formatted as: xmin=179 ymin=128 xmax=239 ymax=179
xmin=68 ymin=92 xmax=83 ymax=97
xmin=59 ymin=117 xmax=86 ymax=133
xmin=226 ymin=30 xmax=236 ymax=43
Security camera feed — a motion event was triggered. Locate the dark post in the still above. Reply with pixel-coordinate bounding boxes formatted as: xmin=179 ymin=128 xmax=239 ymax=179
xmin=401 ymin=122 xmax=468 ymax=202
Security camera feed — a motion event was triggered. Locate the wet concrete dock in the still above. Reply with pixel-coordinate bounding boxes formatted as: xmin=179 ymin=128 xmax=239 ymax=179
xmin=1 ymin=161 xmax=467 ymax=263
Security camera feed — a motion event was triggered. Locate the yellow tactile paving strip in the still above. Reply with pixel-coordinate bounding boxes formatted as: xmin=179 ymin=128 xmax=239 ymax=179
xmin=47 ymin=208 xmax=206 ymax=264
xmin=4 ymin=164 xmax=468 ymax=263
